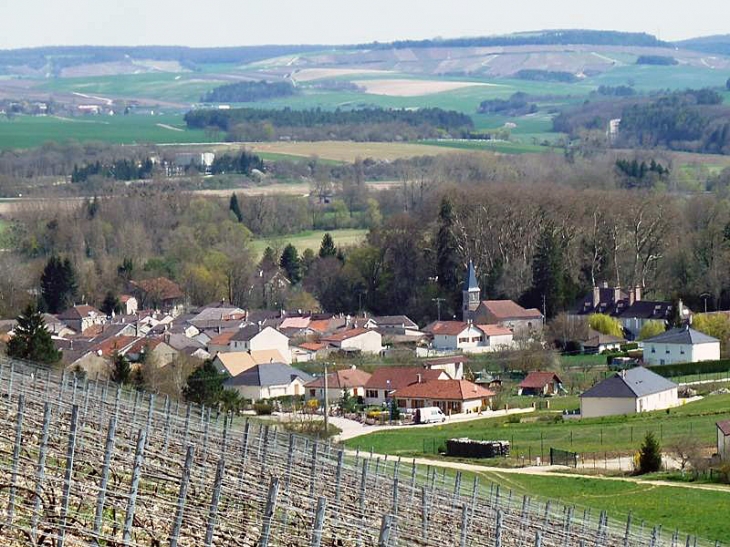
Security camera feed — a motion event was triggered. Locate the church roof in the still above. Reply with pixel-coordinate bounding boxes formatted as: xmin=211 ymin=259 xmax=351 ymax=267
xmin=463 ymin=260 xmax=479 ymax=291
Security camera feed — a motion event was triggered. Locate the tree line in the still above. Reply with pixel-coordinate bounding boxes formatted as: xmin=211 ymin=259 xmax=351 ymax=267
xmin=201 ymin=80 xmax=296 ymax=103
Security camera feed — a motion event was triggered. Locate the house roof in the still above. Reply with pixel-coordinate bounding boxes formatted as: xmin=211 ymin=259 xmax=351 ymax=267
xmin=306 ymin=367 xmax=372 ymax=389
xmin=519 ymin=371 xmax=562 ymax=389
xmin=717 ymin=420 xmax=730 ymax=436
xmin=365 ymin=367 xmax=447 ymax=390
xmin=225 ymin=363 xmax=312 ymax=388
xmin=424 ymin=321 xmax=469 ymax=336
xmin=214 ymin=349 xmax=287 ymax=376
xmin=322 ymin=327 xmax=371 ymax=342
xmin=230 ymin=324 xmax=262 ymax=342
xmin=189 ymin=306 xmax=246 ymax=325
xmin=479 ymin=300 xmax=542 ymax=320
xmin=298 ymin=342 xmax=326 ymax=352
xmin=279 ymin=316 xmax=311 ymax=329
xmin=617 ymin=300 xmax=675 ymax=320
xmin=207 ymin=330 xmax=238 ymax=346
xmin=90 ymin=335 xmax=138 ymax=357
xmin=132 ymin=277 xmax=184 ymax=301
xmin=393 ymin=379 xmax=494 ymax=401
xmin=371 ymin=315 xmax=419 ymax=329
xmin=581 ymin=367 xmax=677 ymax=399
xmin=463 ymin=260 xmax=479 ymax=291
xmin=58 ymin=305 xmax=103 ymax=320
xmin=476 ymin=324 xmax=513 ymax=337
xmin=583 ymin=328 xmax=626 ymax=347
xmin=643 ymin=326 xmax=718 ymax=345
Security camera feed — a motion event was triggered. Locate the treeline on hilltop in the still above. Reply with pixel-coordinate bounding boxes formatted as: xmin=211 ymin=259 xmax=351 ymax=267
xmin=554 ymin=88 xmax=730 ymax=155
xmin=513 ymin=69 xmax=579 ymax=83
xmin=364 ymin=30 xmax=670 ymax=50
xmin=478 ymin=92 xmax=538 ymax=115
xmin=201 ymin=80 xmax=296 ymax=103
xmin=183 ymin=107 xmax=474 ymax=142
xmin=72 ymin=159 xmax=155 ymax=183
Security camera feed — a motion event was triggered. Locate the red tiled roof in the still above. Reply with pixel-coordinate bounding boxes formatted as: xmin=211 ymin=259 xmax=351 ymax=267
xmin=208 ymin=331 xmax=237 ymax=346
xmin=476 ymin=324 xmax=513 ymax=337
xmin=128 ymin=338 xmax=164 ymax=354
xmin=393 ymin=380 xmax=494 ymax=401
xmin=58 ymin=305 xmax=103 ymax=320
xmin=480 ymin=300 xmax=542 ymax=320
xmin=425 ymin=321 xmax=469 ymax=336
xmin=298 ymin=342 xmax=325 ymax=351
xmin=322 ymin=327 xmax=370 ymax=343
xmin=519 ymin=371 xmax=562 ymax=389
xmin=91 ymin=335 xmax=138 ymax=357
xmin=133 ymin=277 xmax=184 ymax=301
xmin=718 ymin=420 xmax=730 ymax=436
xmin=309 ymin=319 xmax=334 ymax=334
xmin=306 ymin=368 xmax=372 ymax=389
xmin=365 ymin=367 xmax=446 ymax=390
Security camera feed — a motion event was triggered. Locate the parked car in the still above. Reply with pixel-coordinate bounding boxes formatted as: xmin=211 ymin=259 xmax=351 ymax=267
xmin=415 ymin=406 xmax=446 ymax=424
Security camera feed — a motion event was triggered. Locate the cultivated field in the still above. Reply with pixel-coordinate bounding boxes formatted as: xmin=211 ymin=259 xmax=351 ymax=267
xmin=352 ymin=79 xmax=498 ymax=97
xmin=251 ymin=228 xmax=368 ymax=258
xmin=241 ymin=141 xmax=464 ymax=162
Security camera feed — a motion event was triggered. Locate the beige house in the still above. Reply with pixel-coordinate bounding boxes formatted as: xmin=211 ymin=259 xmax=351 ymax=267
xmin=580 ymin=367 xmax=678 ymax=418
xmin=643 ymin=326 xmax=720 ymax=366
xmin=229 ymin=326 xmax=292 ymax=363
xmin=717 ymin=421 xmax=730 ymax=460
xmin=306 ymin=366 xmax=371 ymax=402
xmin=224 ymin=363 xmax=313 ymax=402
xmin=321 ymin=328 xmax=382 ymax=355
xmin=393 ymin=379 xmax=495 ymax=415
xmin=212 ymin=349 xmax=288 ymax=378
xmin=364 ymin=366 xmax=450 ymax=406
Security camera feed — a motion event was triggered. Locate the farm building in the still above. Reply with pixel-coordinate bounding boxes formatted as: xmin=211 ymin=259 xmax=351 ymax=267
xmin=518 ymin=371 xmax=563 ymax=396
xmin=642 ymin=326 xmax=720 ymax=366
xmin=718 ymin=420 xmax=730 ymax=460
xmin=393 ymin=379 xmax=495 ymax=415
xmin=580 ymin=367 xmax=678 ymax=418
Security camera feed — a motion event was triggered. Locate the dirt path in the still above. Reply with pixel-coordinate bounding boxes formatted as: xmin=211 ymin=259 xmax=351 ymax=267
xmin=344 ymin=449 xmax=730 ymax=493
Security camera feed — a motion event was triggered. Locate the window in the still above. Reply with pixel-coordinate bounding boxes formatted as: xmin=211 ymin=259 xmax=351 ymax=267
xmin=651 ymin=346 xmax=656 ymax=353
xmin=458 ymin=337 xmax=469 ymax=343
xmin=366 ymin=390 xmax=378 ymax=398
xmin=680 ymin=348 xmax=685 ymax=355
xmin=309 ymin=389 xmax=316 ymax=398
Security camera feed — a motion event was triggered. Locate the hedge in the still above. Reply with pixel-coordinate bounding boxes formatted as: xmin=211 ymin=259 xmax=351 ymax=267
xmin=647 ymin=359 xmax=730 ymax=378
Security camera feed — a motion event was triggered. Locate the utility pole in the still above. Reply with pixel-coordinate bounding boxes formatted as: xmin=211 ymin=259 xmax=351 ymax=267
xmin=323 ymin=361 xmax=329 ymax=437
xmin=432 ymin=298 xmax=445 ymax=321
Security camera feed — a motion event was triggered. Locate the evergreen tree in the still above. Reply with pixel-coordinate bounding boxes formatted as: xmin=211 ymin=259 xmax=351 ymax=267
xmin=117 ymin=257 xmax=135 ymax=280
xmin=319 ymin=233 xmax=337 ymax=258
xmin=637 ymin=432 xmax=662 ymax=474
xmin=6 ymin=303 xmax=61 ymax=364
xmin=301 ymin=248 xmax=316 ymax=276
xmin=101 ymin=291 xmax=122 ymax=316
xmin=280 ymin=244 xmax=302 ymax=284
xmin=183 ymin=360 xmax=225 ymax=406
xmin=229 ymin=193 xmax=243 ymax=223
xmin=527 ymin=224 xmax=565 ymax=319
xmin=436 ymin=197 xmax=461 ymax=314
xmin=40 ymin=256 xmax=78 ymax=313
xmin=111 ymin=352 xmax=131 ymax=385
xmin=260 ymin=246 xmax=278 ymax=272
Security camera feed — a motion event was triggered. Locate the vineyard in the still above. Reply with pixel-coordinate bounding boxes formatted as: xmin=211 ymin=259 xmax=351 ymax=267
xmin=0 ymin=355 xmax=719 ymax=546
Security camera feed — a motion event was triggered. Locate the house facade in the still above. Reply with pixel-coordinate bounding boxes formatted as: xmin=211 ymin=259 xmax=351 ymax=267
xmin=224 ymin=363 xmax=312 ymax=401
xmin=321 ymin=328 xmax=382 ymax=355
xmin=364 ymin=367 xmax=449 ymax=406
xmin=717 ymin=420 xmax=730 ymax=460
xmin=393 ymin=379 xmax=495 ymax=415
xmin=580 ymin=367 xmax=678 ymax=418
xmin=229 ymin=326 xmax=292 ymax=363
xmin=642 ymin=327 xmax=720 ymax=366
xmin=305 ymin=367 xmax=371 ymax=402
xmin=425 ymin=322 xmax=513 ymax=353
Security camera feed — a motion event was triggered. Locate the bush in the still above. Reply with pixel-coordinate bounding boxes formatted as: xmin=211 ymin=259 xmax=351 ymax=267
xmin=254 ymin=402 xmax=273 ymax=415
xmin=620 ymin=343 xmax=639 ymax=352
xmin=647 ymin=359 xmax=730 ymax=378
xmin=637 ymin=432 xmax=662 ymax=474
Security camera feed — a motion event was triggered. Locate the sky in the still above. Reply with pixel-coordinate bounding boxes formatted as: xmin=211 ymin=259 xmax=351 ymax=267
xmin=2 ymin=0 xmax=730 ymax=49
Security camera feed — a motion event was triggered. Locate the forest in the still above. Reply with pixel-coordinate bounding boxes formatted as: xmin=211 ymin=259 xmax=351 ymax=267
xmin=201 ymin=80 xmax=296 ymax=103
xmin=477 ymin=92 xmax=538 ymax=115
xmin=3 ymin=150 xmax=730 ymax=325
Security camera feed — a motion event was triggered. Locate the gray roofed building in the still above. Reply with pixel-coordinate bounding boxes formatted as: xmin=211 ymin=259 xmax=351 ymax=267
xmin=230 ymin=324 xmax=261 ymax=342
xmin=642 ymin=325 xmax=721 ymax=366
xmin=580 ymin=367 xmax=678 ymax=418
xmin=224 ymin=363 xmax=312 ymax=401
xmin=463 ymin=260 xmax=478 ymax=291
xmin=643 ymin=326 xmax=718 ymax=345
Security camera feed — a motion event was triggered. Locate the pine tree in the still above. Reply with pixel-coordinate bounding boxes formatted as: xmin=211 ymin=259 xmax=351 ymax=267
xmin=280 ymin=244 xmax=302 ymax=284
xmin=319 ymin=233 xmax=337 ymax=258
xmin=229 ymin=193 xmax=243 ymax=223
xmin=528 ymin=224 xmax=565 ymax=319
xmin=6 ymin=303 xmax=61 ymax=364
xmin=637 ymin=432 xmax=662 ymax=474
xmin=436 ymin=197 xmax=461 ymax=314
xmin=111 ymin=352 xmax=131 ymax=385
xmin=183 ymin=360 xmax=225 ymax=406
xmin=101 ymin=291 xmax=121 ymax=316
xmin=40 ymin=256 xmax=78 ymax=313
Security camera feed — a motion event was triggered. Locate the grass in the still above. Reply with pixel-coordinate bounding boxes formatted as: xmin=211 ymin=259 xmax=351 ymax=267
xmin=0 ymin=113 xmax=213 ymax=149
xmin=419 ymin=139 xmax=551 ymax=154
xmin=475 ymin=470 xmax=730 ymax=542
xmin=251 ymin=228 xmax=368 ymax=258
xmin=344 ymin=394 xmax=730 ymax=459
xmin=243 ymin=141 xmax=463 ymax=162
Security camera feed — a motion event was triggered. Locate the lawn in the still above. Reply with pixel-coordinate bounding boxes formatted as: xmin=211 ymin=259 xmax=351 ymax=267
xmin=344 ymin=394 xmax=730 ymax=460
xmin=476 ymin=470 xmax=730 ymax=543
xmin=251 ymin=228 xmax=368 ymax=258
xmin=0 ymin=113 xmax=213 ymax=149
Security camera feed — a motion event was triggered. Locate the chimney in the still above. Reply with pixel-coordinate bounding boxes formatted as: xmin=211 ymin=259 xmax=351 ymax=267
xmin=634 ymin=285 xmax=641 ymax=303
xmin=613 ymin=286 xmax=621 ymax=304
xmin=602 ymin=281 xmax=609 ymax=289
xmin=592 ymin=285 xmax=600 ymax=308
xmin=417 ymin=373 xmax=422 ymax=384
xmin=629 ymin=288 xmax=635 ymax=306
xmin=678 ymin=299 xmax=684 ymax=322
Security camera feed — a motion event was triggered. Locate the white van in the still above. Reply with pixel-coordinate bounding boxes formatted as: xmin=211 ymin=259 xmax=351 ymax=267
xmin=416 ymin=406 xmax=446 ymax=424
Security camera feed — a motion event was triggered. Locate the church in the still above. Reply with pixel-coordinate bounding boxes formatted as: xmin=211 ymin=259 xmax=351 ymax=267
xmin=461 ymin=260 xmax=544 ymax=338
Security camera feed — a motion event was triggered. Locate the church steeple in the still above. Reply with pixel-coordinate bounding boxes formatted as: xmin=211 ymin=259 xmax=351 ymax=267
xmin=462 ymin=260 xmax=480 ymax=321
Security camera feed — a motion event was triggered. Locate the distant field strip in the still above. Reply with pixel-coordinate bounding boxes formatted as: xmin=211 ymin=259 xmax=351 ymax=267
xmin=353 ymin=78 xmax=500 ymax=97
xmin=244 ymin=140 xmax=463 ymax=161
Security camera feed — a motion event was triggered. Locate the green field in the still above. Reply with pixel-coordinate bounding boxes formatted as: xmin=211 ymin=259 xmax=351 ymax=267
xmin=476 ymin=470 xmax=730 ymax=542
xmin=251 ymin=228 xmax=368 ymax=258
xmin=0 ymin=114 xmax=213 ymax=149
xmin=345 ymin=394 xmax=730 ymax=459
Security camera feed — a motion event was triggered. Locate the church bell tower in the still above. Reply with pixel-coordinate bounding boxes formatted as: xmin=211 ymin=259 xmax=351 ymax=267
xmin=462 ymin=260 xmax=480 ymax=321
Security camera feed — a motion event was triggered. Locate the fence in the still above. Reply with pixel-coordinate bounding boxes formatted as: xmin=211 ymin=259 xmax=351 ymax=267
xmin=0 ymin=355 xmax=721 ymax=546
xmin=550 ymin=447 xmax=578 ymax=467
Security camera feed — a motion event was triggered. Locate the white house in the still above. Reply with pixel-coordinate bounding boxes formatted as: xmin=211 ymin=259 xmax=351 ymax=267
xmin=321 ymin=328 xmax=382 ymax=355
xmin=119 ymin=295 xmax=138 ymax=316
xmin=57 ymin=305 xmax=107 ymax=333
xmin=229 ymin=325 xmax=291 ymax=363
xmin=580 ymin=367 xmax=678 ymax=418
xmin=476 ymin=324 xmax=514 ymax=350
xmin=642 ymin=326 xmax=720 ymax=366
xmin=425 ymin=321 xmax=513 ymax=353
xmin=393 ymin=379 xmax=495 ymax=415
xmin=717 ymin=420 xmax=730 ymax=460
xmin=224 ymin=363 xmax=312 ymax=402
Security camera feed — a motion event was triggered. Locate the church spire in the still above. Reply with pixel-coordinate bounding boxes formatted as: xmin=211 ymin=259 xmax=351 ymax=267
xmin=462 ymin=260 xmax=480 ymax=320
